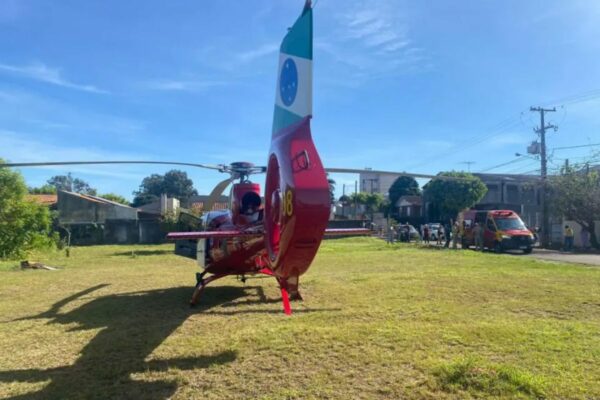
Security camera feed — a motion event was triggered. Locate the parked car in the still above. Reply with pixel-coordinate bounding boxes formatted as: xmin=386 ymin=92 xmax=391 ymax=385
xmin=398 ymin=224 xmax=421 ymax=242
xmin=460 ymin=209 xmax=534 ymax=253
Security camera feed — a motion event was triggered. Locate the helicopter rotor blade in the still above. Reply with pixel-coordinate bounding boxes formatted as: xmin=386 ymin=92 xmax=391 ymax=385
xmin=324 ymin=167 xmax=490 ymax=181
xmin=203 ymin=177 xmax=236 ymax=213
xmin=325 ymin=167 xmax=441 ymax=180
xmin=0 ymin=160 xmax=225 ymax=170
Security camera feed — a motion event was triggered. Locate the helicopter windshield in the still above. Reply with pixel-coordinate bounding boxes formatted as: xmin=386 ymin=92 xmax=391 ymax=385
xmin=241 ymin=192 xmax=261 ymax=215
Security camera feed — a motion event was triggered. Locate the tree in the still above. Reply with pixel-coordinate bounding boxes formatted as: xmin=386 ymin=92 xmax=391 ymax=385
xmin=350 ymin=192 xmax=369 ymax=208
xmin=47 ymin=174 xmax=73 ymax=191
xmin=423 ymin=171 xmax=487 ymax=220
xmin=0 ymin=160 xmax=56 ymax=259
xmin=548 ymin=164 xmax=600 ymax=249
xmin=388 ymin=176 xmax=420 ymax=210
xmin=350 ymin=191 xmax=385 ymax=220
xmin=73 ymin=178 xmax=96 ymax=195
xmin=338 ymin=194 xmax=351 ymax=204
xmin=28 ymin=184 xmax=57 ymax=194
xmin=365 ymin=192 xmax=385 ymax=215
xmin=47 ymin=173 xmax=97 ymax=195
xmin=100 ymin=193 xmax=129 ymax=205
xmin=132 ymin=170 xmax=198 ymax=207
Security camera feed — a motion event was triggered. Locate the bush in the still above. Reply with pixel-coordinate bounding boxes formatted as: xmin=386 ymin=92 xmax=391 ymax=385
xmin=0 ymin=162 xmax=57 ymax=259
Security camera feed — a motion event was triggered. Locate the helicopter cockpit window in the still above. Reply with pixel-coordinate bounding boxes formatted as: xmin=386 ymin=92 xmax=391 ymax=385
xmin=241 ymin=192 xmax=262 ymax=222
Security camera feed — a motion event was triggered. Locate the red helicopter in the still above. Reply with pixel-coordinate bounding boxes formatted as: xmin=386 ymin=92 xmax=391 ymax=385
xmin=1 ymin=0 xmax=455 ymax=314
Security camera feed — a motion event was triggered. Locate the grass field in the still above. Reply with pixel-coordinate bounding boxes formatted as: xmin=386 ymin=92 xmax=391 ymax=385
xmin=1 ymin=238 xmax=599 ymax=399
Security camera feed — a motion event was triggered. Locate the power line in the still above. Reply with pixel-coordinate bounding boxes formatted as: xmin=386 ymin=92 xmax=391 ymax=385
xmin=504 ymin=161 xmax=540 ymax=174
xmin=541 ymin=88 xmax=600 ymax=108
xmin=422 ymin=89 xmax=600 ymax=169
xmin=551 ymin=143 xmax=600 ymax=151
xmin=478 ymin=156 xmax=529 ymax=173
xmin=553 ymin=154 xmax=599 ymax=161
xmin=406 ymin=89 xmax=600 ymax=173
xmin=405 ymin=114 xmax=523 ymax=170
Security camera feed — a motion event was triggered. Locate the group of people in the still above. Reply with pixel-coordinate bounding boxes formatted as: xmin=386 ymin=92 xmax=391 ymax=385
xmin=386 ymin=223 xmax=445 ymax=244
xmin=440 ymin=219 xmax=483 ymax=250
xmin=385 ymin=219 xmax=593 ymax=252
xmin=386 ymin=220 xmax=474 ymax=250
xmin=444 ymin=220 xmax=473 ymax=250
xmin=388 ymin=224 xmax=412 ymax=243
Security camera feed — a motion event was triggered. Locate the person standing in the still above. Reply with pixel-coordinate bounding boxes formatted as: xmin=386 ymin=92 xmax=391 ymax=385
xmin=460 ymin=221 xmax=467 ymax=249
xmin=473 ymin=222 xmax=483 ymax=251
xmin=437 ymin=225 xmax=444 ymax=245
xmin=444 ymin=220 xmax=453 ymax=248
xmin=478 ymin=221 xmax=485 ymax=251
xmin=452 ymin=222 xmax=460 ymax=249
xmin=564 ymin=225 xmax=574 ymax=251
xmin=423 ymin=225 xmax=430 ymax=244
xmin=387 ymin=226 xmax=395 ymax=244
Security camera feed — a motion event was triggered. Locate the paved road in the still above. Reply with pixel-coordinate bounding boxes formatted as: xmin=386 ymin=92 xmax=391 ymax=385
xmin=525 ymin=249 xmax=600 ymax=266
xmin=380 ymin=236 xmax=600 ymax=266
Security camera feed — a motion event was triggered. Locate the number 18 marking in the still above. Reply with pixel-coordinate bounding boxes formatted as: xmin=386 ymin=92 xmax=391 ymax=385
xmin=284 ymin=189 xmax=294 ymax=217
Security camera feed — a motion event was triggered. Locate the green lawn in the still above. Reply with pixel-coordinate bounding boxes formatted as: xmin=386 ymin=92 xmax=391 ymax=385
xmin=0 ymin=238 xmax=599 ymax=399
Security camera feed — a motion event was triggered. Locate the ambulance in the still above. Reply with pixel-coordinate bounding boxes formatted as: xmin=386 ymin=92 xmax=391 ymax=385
xmin=460 ymin=210 xmax=534 ymax=253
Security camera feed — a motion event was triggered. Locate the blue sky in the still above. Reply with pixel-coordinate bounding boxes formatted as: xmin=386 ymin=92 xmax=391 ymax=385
xmin=1 ymin=0 xmax=600 ymax=200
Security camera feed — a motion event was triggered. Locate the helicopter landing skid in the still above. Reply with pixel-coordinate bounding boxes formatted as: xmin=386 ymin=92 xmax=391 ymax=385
xmin=189 ymin=268 xmax=297 ymax=315
xmin=189 ymin=273 xmax=228 ymax=306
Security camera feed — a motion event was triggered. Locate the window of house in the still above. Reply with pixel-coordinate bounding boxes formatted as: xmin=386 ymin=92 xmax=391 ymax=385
xmin=521 ymin=186 xmax=535 ymax=203
xmin=507 ymin=184 xmax=519 ymax=203
xmin=484 ymin=184 xmax=499 ymax=202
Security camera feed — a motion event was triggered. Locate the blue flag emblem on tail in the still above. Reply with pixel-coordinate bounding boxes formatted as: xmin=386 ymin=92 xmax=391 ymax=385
xmin=272 ymin=2 xmax=312 ymax=136
xmin=280 ymin=58 xmax=298 ymax=106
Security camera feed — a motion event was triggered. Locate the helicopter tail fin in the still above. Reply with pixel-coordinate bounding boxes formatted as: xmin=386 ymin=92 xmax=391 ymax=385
xmin=264 ymin=1 xmax=330 ymax=280
xmin=272 ymin=1 xmax=312 ymax=137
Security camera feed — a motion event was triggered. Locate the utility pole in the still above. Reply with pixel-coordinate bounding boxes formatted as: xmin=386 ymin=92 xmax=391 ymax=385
xmin=530 ymin=106 xmax=557 ymax=248
xmin=354 ymin=180 xmax=358 ymax=218
xmin=460 ymin=161 xmax=475 ymax=172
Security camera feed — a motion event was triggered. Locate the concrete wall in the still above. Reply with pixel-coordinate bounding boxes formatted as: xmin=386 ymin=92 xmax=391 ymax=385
xmin=104 ymin=219 xmax=139 ymax=244
xmin=58 ymin=191 xmax=137 ymax=224
xmin=138 ymin=220 xmax=165 ymax=244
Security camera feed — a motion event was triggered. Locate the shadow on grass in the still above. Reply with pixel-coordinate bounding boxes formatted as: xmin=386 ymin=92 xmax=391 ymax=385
xmin=112 ymin=249 xmax=173 ymax=257
xmin=194 ymin=285 xmax=341 ymax=314
xmin=204 ymin=307 xmax=342 ymax=315
xmin=0 ymin=284 xmax=249 ymax=399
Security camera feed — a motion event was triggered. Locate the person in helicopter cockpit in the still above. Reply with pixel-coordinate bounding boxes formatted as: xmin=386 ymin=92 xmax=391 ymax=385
xmin=240 ymin=192 xmax=263 ymax=224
